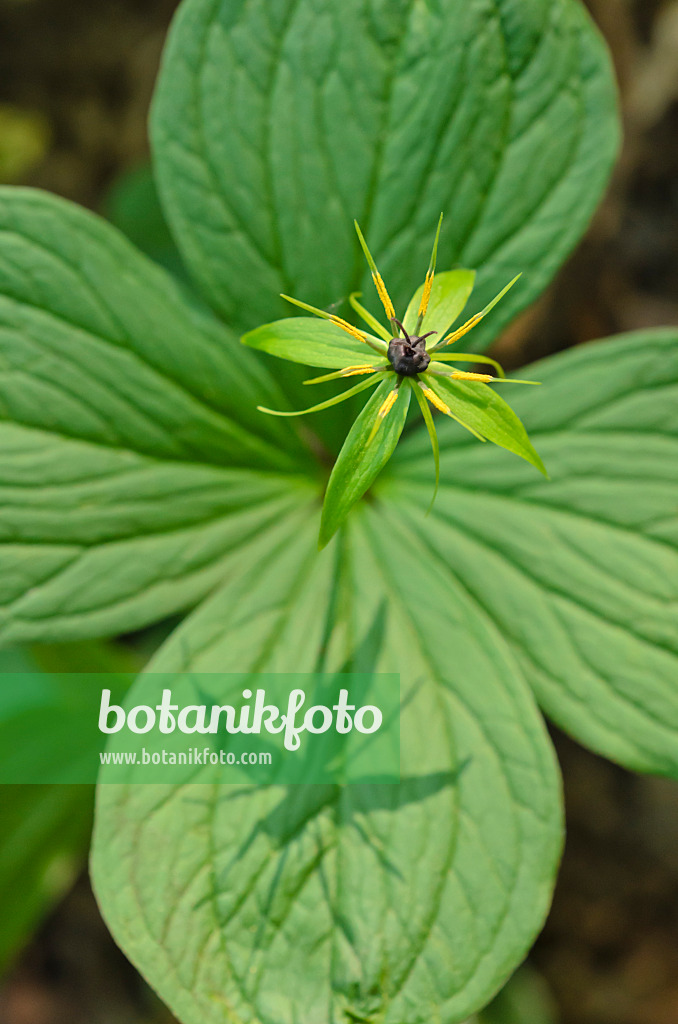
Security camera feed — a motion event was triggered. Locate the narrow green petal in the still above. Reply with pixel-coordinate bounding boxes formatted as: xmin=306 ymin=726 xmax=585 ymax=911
xmin=415 ymin=212 xmax=444 ymax=334
xmin=429 ymin=352 xmax=506 ymax=377
xmin=410 ymin=378 xmax=440 ymax=512
xmin=475 ymin=273 xmax=522 ymax=320
xmin=432 ymin=273 xmax=522 ymax=350
xmin=280 ymin=293 xmax=335 ymax=321
xmin=353 ymin=221 xmax=380 ymax=277
xmin=303 ymin=365 xmax=388 ymax=385
xmin=428 ymin=359 xmax=539 ymax=386
xmin=354 ymin=221 xmax=396 ymax=322
xmin=349 ymin=293 xmax=392 ymax=341
xmin=258 ymin=372 xmax=387 ymax=417
xmin=427 ymin=213 xmax=443 ymax=277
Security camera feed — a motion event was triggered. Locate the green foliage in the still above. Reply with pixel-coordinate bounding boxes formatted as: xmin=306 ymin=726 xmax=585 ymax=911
xmin=0 ymin=1 xmax=673 ymax=1023
xmin=244 ymin=226 xmax=542 ymax=543
xmin=243 ymin=316 xmax=386 ymax=369
xmin=403 ymin=269 xmax=476 ymax=338
xmin=388 ymin=330 xmax=678 ymax=777
xmin=151 ymin=0 xmax=619 ymax=347
xmin=426 ymin=375 xmax=546 ymax=475
xmin=0 ymin=188 xmax=316 ymax=644
xmin=92 ymin=501 xmax=562 ymax=1024
xmin=90 ymin=325 xmax=678 ymax=1022
xmin=319 ymin=378 xmax=411 ymax=547
xmin=0 ymin=640 xmax=138 ymax=972
xmin=103 ymin=162 xmax=185 ymax=277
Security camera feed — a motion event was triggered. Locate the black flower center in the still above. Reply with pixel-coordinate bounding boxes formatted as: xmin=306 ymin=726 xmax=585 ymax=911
xmin=387 ymin=322 xmax=436 ymax=377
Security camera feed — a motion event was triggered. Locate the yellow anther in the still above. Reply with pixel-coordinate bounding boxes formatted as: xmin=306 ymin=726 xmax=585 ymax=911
xmin=329 ymin=315 xmax=367 ymax=343
xmin=420 ymin=385 xmax=451 ymax=416
xmin=372 ymin=273 xmax=396 ymax=321
xmin=367 ymin=386 xmax=400 ymax=444
xmin=441 ymin=312 xmax=483 ymax=346
xmin=377 ymin=389 xmax=398 ymax=419
xmin=449 ymin=370 xmax=493 ymax=382
xmin=340 ymin=364 xmax=377 ymax=377
xmin=418 ymin=270 xmax=434 ymax=319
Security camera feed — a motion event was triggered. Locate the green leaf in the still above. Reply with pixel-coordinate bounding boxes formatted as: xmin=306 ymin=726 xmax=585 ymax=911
xmin=242 ymin=316 xmax=387 ymax=369
xmin=403 ymin=269 xmax=476 ymax=339
xmin=426 ymin=375 xmax=547 ymax=475
xmin=0 ymin=639 xmax=138 ymax=971
xmin=319 ymin=377 xmax=410 ymax=547
xmin=387 ymin=329 xmax=678 ymax=778
xmin=0 ymin=784 xmax=93 ymax=971
xmin=151 ymin=0 xmax=619 ymax=346
xmin=104 ymin=162 xmax=185 ymax=278
xmin=92 ymin=502 xmax=562 ymax=1024
xmin=0 ymin=188 xmax=318 ymax=645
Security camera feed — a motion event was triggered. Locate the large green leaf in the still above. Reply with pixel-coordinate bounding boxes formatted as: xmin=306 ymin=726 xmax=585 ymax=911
xmin=152 ymin=0 xmax=618 ymax=346
xmin=385 ymin=329 xmax=678 ymax=778
xmin=0 ymin=639 xmax=138 ymax=972
xmin=91 ymin=501 xmax=562 ymax=1024
xmin=0 ymin=188 xmax=319 ymax=645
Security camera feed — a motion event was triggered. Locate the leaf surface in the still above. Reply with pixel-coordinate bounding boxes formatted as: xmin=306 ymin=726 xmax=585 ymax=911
xmin=386 ymin=329 xmax=678 ymax=777
xmin=92 ymin=502 xmax=562 ymax=1024
xmin=0 ymin=188 xmax=317 ymax=644
xmin=152 ymin=0 xmax=619 ymax=349
xmin=0 ymin=640 xmax=138 ymax=970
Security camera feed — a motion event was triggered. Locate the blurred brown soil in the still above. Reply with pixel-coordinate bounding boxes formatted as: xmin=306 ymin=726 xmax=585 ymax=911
xmin=0 ymin=1 xmax=677 ymax=1023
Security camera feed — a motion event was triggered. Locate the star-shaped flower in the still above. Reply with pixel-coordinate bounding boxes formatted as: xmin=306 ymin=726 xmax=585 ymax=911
xmin=243 ymin=217 xmax=546 ymax=546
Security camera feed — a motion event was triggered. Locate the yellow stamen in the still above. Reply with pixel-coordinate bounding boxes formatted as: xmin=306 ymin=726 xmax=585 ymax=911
xmin=353 ymin=222 xmax=397 ymax=322
xmin=441 ymin=311 xmax=484 ymax=346
xmin=449 ymin=370 xmax=493 ymax=382
xmin=329 ymin=315 xmax=367 ymax=343
xmin=372 ymin=273 xmax=395 ymax=322
xmin=419 ymin=384 xmax=451 ymax=416
xmin=438 ymin=274 xmax=521 ymax=348
xmin=418 ymin=270 xmax=434 ymax=320
xmin=368 ymin=387 xmax=399 ymax=444
xmin=378 ymin=389 xmax=398 ymax=419
xmin=341 ymin=364 xmax=377 ymax=377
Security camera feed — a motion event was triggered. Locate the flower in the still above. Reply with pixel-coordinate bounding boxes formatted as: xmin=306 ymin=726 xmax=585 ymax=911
xmin=242 ymin=217 xmax=545 ymax=544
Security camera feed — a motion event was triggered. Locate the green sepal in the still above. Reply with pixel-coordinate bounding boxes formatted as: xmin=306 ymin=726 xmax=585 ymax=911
xmin=242 ymin=317 xmax=387 ymax=369
xmin=403 ymin=269 xmax=476 ymax=340
xmin=429 ymin=361 xmax=541 ymax=386
xmin=427 ymin=375 xmax=547 ymax=475
xmin=434 ymin=275 xmax=521 ymax=349
xmin=258 ymin=372 xmax=386 ymax=417
xmin=431 ymin=352 xmax=507 ymax=377
xmin=349 ymin=293 xmax=392 ymax=342
xmin=319 ymin=376 xmax=410 ymax=548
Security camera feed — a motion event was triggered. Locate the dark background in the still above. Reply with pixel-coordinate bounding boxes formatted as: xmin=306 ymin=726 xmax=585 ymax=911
xmin=0 ymin=1 xmax=677 ymax=1022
